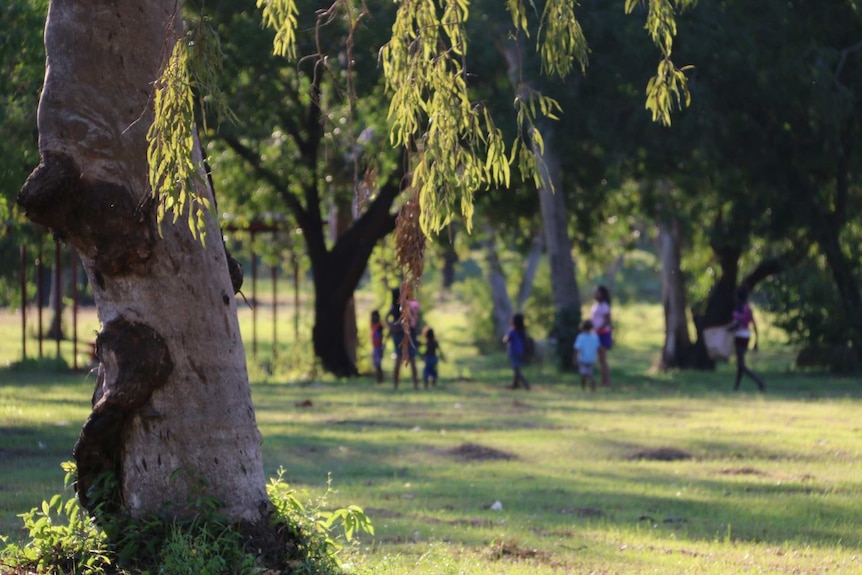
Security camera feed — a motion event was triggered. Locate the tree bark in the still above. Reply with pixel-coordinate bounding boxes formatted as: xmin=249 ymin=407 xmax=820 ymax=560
xmin=515 ymin=227 xmax=544 ymax=311
xmin=219 ymin=141 xmax=399 ymax=377
xmin=310 ymin=179 xmax=399 ymax=375
xmin=656 ymin=218 xmax=694 ymax=369
xmin=482 ymin=223 xmax=514 ymax=340
xmin=498 ymin=39 xmax=581 ymax=369
xmin=18 ymin=0 xmax=267 ymax=523
xmin=690 ymin=244 xmax=741 ymax=370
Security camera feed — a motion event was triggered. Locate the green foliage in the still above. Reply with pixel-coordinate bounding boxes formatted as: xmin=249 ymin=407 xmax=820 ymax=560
xmin=452 ymin=275 xmax=499 ymax=354
xmin=257 ymin=0 xmax=299 ymax=59
xmin=760 ymin=256 xmax=862 ymax=373
xmin=147 ymin=36 xmax=212 ymax=245
xmin=267 ymin=469 xmax=374 ymax=574
xmin=537 ymin=0 xmax=588 ymax=77
xmin=625 ymin=0 xmax=695 ymax=126
xmin=156 ymin=520 xmax=257 ymax=575
xmin=0 ymin=463 xmax=110 ymax=575
xmin=1 ymin=460 xmax=373 ymax=575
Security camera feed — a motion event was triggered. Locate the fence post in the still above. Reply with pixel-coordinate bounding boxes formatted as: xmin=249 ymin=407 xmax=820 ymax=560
xmin=20 ymin=245 xmax=26 ymax=361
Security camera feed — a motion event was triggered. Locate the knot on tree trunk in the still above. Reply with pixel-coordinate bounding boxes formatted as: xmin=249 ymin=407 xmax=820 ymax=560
xmin=18 ymin=149 xmax=155 ymax=277
xmin=73 ymin=317 xmax=173 ymax=513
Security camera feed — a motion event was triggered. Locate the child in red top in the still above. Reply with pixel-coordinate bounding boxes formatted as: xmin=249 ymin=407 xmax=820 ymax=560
xmin=729 ymin=288 xmax=765 ymax=392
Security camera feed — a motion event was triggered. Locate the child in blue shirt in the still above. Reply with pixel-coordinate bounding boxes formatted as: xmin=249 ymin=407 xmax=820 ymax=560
xmin=574 ymin=320 xmax=600 ymax=391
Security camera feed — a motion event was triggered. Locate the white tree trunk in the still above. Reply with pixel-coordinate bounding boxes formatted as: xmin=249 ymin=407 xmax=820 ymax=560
xmin=499 ymin=41 xmax=581 ymax=316
xmin=19 ymin=0 xmax=267 ymax=523
xmin=515 ymin=227 xmax=544 ymax=311
xmin=532 ymin=129 xmax=581 ymax=313
xmin=482 ymin=223 xmax=514 ymax=339
xmin=657 ymin=217 xmax=693 ymax=369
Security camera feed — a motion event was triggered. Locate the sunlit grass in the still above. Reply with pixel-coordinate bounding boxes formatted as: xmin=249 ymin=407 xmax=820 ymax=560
xmin=1 ymin=297 xmax=860 ymax=573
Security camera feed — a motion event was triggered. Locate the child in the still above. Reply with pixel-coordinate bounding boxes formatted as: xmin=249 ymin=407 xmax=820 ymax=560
xmin=591 ymin=285 xmax=613 ymax=386
xmin=503 ymin=314 xmax=530 ymax=390
xmin=370 ymin=310 xmax=384 ymax=383
xmin=573 ymin=320 xmax=600 ymax=392
xmin=729 ymin=287 xmax=765 ymax=392
xmin=422 ymin=326 xmax=444 ymax=389
xmin=386 ymin=288 xmax=418 ymax=389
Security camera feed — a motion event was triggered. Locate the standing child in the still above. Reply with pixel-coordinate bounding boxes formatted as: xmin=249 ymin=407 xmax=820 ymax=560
xmin=370 ymin=310 xmax=384 ymax=383
xmin=422 ymin=327 xmax=444 ymax=389
xmin=729 ymin=287 xmax=766 ymax=392
xmin=591 ymin=285 xmax=613 ymax=386
xmin=573 ymin=320 xmax=600 ymax=391
xmin=503 ymin=314 xmax=531 ymax=390
xmin=386 ymin=288 xmax=418 ymax=389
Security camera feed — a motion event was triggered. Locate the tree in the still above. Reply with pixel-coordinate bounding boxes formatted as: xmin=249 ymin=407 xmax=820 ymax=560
xmin=17 ymin=0 xmax=696 ymax=560
xmin=666 ymin=0 xmax=862 ymax=366
xmin=204 ymin=2 xmax=401 ymax=376
xmin=19 ymin=0 xmax=268 ymax=525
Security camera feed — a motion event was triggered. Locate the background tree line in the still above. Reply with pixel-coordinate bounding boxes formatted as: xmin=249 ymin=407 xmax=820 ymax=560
xmin=2 ymin=0 xmax=860 ymax=375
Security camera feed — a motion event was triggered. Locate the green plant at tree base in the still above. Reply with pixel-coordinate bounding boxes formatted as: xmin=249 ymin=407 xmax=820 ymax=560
xmin=0 ymin=463 xmax=373 ymax=575
xmin=0 ymin=462 xmax=110 ymax=574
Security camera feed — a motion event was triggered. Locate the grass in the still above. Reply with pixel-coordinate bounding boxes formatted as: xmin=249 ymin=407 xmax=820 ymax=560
xmin=2 ymin=298 xmax=861 ymax=574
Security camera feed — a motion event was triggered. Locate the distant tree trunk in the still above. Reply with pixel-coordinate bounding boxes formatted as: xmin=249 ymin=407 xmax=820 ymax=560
xmin=814 ymin=218 xmax=862 ymax=349
xmin=691 ymin=244 xmax=741 ymax=369
xmin=331 ymin=203 xmax=358 ymax=368
xmin=309 ymin=180 xmax=399 ymax=376
xmin=656 ymin=218 xmax=694 ymax=369
xmin=515 ymin=227 xmax=544 ymax=311
xmin=46 ymin=262 xmax=64 ymax=340
xmin=483 ymin=223 xmax=514 ymax=339
xmin=441 ymin=240 xmax=459 ymax=290
xmin=499 ymin=39 xmax=581 ymax=368
xmin=19 ymin=0 xmax=268 ymax=524
xmin=219 ymin=139 xmax=400 ymax=378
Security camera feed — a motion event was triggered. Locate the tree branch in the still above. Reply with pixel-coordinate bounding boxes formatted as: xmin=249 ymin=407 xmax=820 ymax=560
xmin=219 ymin=134 xmax=309 ymax=228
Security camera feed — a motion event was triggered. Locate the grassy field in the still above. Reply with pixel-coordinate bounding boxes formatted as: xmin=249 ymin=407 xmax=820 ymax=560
xmin=2 ymin=298 xmax=861 ymax=574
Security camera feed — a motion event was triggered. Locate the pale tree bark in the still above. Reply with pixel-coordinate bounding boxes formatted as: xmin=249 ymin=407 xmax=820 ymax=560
xmin=499 ymin=39 xmax=581 ymax=369
xmin=531 ymin=126 xmax=582 ymax=315
xmin=18 ymin=0 xmax=267 ymax=524
xmin=656 ymin=218 xmax=694 ymax=369
xmin=482 ymin=222 xmax=514 ymax=339
xmin=515 ymin=227 xmax=545 ymax=311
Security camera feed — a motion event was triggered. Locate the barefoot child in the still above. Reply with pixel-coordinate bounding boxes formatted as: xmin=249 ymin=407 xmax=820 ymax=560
xmin=573 ymin=320 xmax=600 ymax=391
xmin=503 ymin=314 xmax=531 ymax=390
xmin=422 ymin=327 xmax=444 ymax=389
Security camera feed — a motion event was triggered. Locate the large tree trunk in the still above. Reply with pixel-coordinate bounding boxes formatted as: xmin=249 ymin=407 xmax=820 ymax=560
xmin=310 ymin=180 xmax=399 ymax=376
xmin=18 ymin=0 xmax=267 ymax=524
xmin=656 ymin=218 xmax=695 ymax=369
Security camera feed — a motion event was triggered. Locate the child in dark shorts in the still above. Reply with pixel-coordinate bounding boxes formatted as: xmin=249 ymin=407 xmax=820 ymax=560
xmin=422 ymin=327 xmax=444 ymax=389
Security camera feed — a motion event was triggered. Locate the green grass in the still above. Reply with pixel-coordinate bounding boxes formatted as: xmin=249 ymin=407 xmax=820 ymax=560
xmin=2 ymin=300 xmax=861 ymax=574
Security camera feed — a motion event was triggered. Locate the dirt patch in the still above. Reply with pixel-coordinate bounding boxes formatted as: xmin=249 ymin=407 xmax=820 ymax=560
xmin=363 ymin=507 xmax=403 ymax=519
xmin=719 ymin=466 xmax=767 ymax=476
xmin=447 ymin=442 xmax=516 ymax=462
xmin=574 ymin=506 xmax=604 ymax=518
xmin=334 ymin=419 xmax=412 ymax=429
xmin=626 ymin=447 xmax=692 ymax=461
xmin=486 ymin=540 xmax=550 ymax=562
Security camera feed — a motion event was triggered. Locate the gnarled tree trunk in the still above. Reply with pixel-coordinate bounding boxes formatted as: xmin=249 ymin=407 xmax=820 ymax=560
xmin=19 ymin=0 xmax=267 ymax=524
